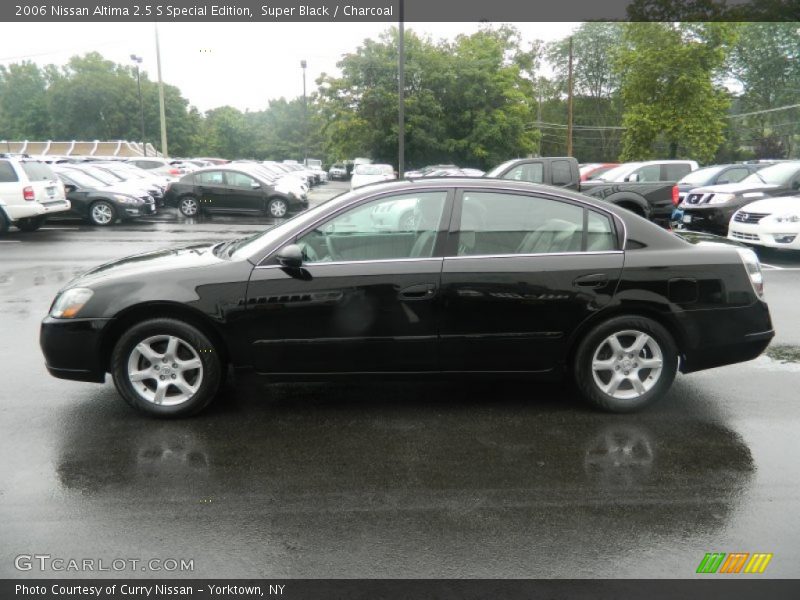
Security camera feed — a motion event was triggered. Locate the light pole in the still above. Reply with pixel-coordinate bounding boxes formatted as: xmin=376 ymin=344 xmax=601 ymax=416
xmin=130 ymin=54 xmax=146 ymax=157
xmin=301 ymin=59 xmax=307 ymax=165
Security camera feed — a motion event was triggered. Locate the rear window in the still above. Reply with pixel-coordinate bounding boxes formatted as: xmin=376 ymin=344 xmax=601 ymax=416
xmin=0 ymin=161 xmax=18 ymax=182
xmin=20 ymin=161 xmax=56 ymax=182
xmin=663 ymin=163 xmax=692 ymax=181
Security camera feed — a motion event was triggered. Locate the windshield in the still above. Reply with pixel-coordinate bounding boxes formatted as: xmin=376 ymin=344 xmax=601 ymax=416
xmin=486 ymin=160 xmax=521 ymax=178
xmin=594 ymin=163 xmax=642 ymax=181
xmin=355 ymin=164 xmax=392 ymax=175
xmin=742 ymin=162 xmax=800 ymax=185
xmin=679 ymin=165 xmax=724 ymax=185
xmin=76 ymin=167 xmax=119 ymax=185
xmin=231 ymin=188 xmax=364 ymax=260
xmin=57 ymin=169 xmax=108 ymax=188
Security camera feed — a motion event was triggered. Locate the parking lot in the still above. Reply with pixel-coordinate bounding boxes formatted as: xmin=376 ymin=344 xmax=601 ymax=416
xmin=1 ymin=180 xmax=799 ymax=578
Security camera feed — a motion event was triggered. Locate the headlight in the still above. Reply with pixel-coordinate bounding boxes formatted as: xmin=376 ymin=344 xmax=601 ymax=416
xmin=50 ymin=288 xmax=94 ymax=319
xmin=775 ymin=213 xmax=800 ymax=223
xmin=708 ymin=193 xmax=736 ymax=205
xmin=112 ymin=194 xmax=139 ymax=204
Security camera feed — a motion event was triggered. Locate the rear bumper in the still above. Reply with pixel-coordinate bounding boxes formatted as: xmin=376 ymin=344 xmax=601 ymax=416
xmin=679 ymin=301 xmax=774 ymax=373
xmin=40 ymin=316 xmax=110 ymax=383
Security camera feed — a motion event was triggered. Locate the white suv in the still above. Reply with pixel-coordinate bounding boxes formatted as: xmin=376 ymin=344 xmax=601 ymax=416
xmin=0 ymin=156 xmax=71 ymax=232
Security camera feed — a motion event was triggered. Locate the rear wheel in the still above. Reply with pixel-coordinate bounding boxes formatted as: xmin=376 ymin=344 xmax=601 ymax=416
xmin=574 ymin=316 xmax=678 ymax=413
xmin=88 ymin=200 xmax=116 ymax=226
xmin=0 ymin=210 xmax=11 ymax=233
xmin=179 ymin=196 xmax=200 ymax=217
xmin=16 ymin=216 xmax=45 ymax=232
xmin=111 ymin=318 xmax=223 ymax=417
xmin=267 ymin=197 xmax=289 ymax=218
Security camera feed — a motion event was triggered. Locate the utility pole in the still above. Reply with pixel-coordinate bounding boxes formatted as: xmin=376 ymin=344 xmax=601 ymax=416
xmin=301 ymin=60 xmax=307 ymax=165
xmin=154 ymin=23 xmax=168 ymax=158
xmin=566 ymin=36 xmax=574 ymax=157
xmin=130 ymin=55 xmax=146 ymax=157
xmin=397 ymin=0 xmax=405 ymax=178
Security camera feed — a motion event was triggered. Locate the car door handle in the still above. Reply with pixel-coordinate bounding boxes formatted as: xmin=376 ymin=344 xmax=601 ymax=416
xmin=573 ymin=273 xmax=608 ymax=288
xmin=399 ymin=283 xmax=437 ymax=300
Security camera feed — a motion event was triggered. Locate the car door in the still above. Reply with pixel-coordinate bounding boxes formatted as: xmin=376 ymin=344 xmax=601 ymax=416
xmin=244 ymin=189 xmax=452 ymax=374
xmin=194 ymin=170 xmax=227 ymax=211
xmin=222 ymin=171 xmax=266 ymax=212
xmin=439 ymin=188 xmax=624 ymax=373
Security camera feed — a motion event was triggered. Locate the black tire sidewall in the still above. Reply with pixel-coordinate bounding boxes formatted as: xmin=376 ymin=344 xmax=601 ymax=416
xmin=16 ymin=216 xmax=45 ymax=232
xmin=0 ymin=209 xmax=8 ymax=233
xmin=111 ymin=318 xmax=222 ymax=418
xmin=574 ymin=316 xmax=678 ymax=413
xmin=268 ymin=198 xmax=288 ymax=218
xmin=179 ymin=196 xmax=200 ymax=217
xmin=89 ymin=200 xmax=116 ymax=226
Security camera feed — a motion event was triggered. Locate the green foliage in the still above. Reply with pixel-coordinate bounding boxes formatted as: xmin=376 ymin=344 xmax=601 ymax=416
xmin=615 ymin=23 xmax=736 ymax=163
xmin=0 ymin=62 xmax=50 ymax=139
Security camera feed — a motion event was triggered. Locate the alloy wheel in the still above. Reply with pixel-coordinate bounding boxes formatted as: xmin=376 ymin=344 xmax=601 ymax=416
xmin=590 ymin=330 xmax=664 ymax=401
xmin=126 ymin=335 xmax=204 ymax=406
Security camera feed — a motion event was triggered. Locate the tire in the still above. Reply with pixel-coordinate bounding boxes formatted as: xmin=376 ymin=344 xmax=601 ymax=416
xmin=111 ymin=318 xmax=223 ymax=418
xmin=267 ymin=197 xmax=289 ymax=218
xmin=0 ymin=209 xmax=11 ymax=234
xmin=573 ymin=316 xmax=678 ymax=413
xmin=88 ymin=200 xmax=116 ymax=226
xmin=179 ymin=195 xmax=200 ymax=217
xmin=16 ymin=216 xmax=45 ymax=232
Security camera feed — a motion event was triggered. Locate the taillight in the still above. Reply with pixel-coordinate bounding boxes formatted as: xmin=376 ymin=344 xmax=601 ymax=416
xmin=672 ymin=185 xmax=679 ymax=206
xmin=169 ymin=168 xmax=180 ymax=175
xmin=737 ymin=248 xmax=764 ymax=299
xmin=23 ymin=186 xmax=35 ymax=201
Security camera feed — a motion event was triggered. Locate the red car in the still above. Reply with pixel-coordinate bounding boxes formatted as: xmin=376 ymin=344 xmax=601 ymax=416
xmin=580 ymin=163 xmax=620 ymax=181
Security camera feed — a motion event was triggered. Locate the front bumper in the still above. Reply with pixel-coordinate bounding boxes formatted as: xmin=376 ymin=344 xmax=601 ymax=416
xmin=678 ymin=205 xmax=734 ymax=234
xmin=40 ymin=316 xmax=111 ymax=383
xmin=728 ymin=221 xmax=800 ymax=250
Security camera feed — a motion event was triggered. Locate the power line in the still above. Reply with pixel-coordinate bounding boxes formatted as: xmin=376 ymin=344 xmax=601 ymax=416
xmin=727 ymin=103 xmax=800 ymax=119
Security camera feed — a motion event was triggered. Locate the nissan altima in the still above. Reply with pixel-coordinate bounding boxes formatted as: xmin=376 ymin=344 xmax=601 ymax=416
xmin=40 ymin=179 xmax=774 ymax=417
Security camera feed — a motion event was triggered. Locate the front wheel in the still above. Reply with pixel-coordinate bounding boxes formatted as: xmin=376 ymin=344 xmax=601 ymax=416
xmin=179 ymin=196 xmax=200 ymax=217
xmin=111 ymin=318 xmax=223 ymax=417
xmin=16 ymin=216 xmax=45 ymax=232
xmin=88 ymin=200 xmax=116 ymax=226
xmin=267 ymin=197 xmax=289 ymax=218
xmin=574 ymin=316 xmax=678 ymax=413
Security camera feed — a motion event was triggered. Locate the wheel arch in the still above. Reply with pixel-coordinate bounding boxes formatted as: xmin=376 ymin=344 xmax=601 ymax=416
xmin=564 ymin=304 xmax=687 ymax=374
xmin=100 ymin=301 xmax=231 ymax=372
xmin=600 ymin=192 xmax=650 ymax=218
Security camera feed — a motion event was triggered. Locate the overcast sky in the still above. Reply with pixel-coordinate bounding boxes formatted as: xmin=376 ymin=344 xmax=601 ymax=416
xmin=0 ymin=22 xmax=579 ymax=113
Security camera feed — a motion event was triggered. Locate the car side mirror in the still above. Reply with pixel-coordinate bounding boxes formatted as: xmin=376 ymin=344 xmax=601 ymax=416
xmin=63 ymin=184 xmax=76 ymax=193
xmin=276 ymin=244 xmax=303 ymax=269
xmin=251 ymin=182 xmax=261 ymax=189
xmin=625 ymin=173 xmax=639 ymax=182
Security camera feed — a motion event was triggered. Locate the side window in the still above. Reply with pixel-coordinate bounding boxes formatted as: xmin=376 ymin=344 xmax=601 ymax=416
xmin=551 ymin=160 xmax=573 ymax=186
xmin=456 ymin=191 xmax=584 ymax=256
xmin=0 ymin=161 xmax=19 ymax=182
xmin=717 ymin=167 xmax=749 ymax=184
xmin=296 ymin=191 xmax=448 ymax=263
xmin=196 ymin=171 xmax=225 ymax=185
xmin=632 ymin=164 xmax=661 ymax=182
xmin=663 ymin=163 xmax=691 ymax=181
xmin=502 ymin=162 xmax=544 ymax=184
xmin=586 ymin=210 xmax=617 ymax=251
xmin=226 ymin=172 xmax=257 ymax=188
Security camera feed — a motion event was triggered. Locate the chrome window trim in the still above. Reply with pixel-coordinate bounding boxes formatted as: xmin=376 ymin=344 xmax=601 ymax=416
xmin=445 ymin=250 xmax=624 ymax=260
xmin=251 ymin=181 xmax=629 ymax=264
xmin=255 ymin=257 xmax=443 ymax=270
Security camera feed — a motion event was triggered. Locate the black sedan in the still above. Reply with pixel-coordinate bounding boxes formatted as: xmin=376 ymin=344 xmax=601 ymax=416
xmin=679 ymin=161 xmax=800 ymax=234
xmin=164 ymin=167 xmax=303 ymax=219
xmin=40 ymin=178 xmax=773 ymax=417
xmin=53 ymin=167 xmax=157 ymax=226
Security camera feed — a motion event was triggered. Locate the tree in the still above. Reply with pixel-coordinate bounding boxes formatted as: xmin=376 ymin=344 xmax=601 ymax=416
xmin=0 ymin=62 xmax=50 ymax=139
xmin=614 ymin=23 xmax=737 ymax=163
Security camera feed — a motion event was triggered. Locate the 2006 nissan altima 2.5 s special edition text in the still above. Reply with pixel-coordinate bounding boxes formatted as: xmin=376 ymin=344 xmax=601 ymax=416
xmin=40 ymin=178 xmax=775 ymax=417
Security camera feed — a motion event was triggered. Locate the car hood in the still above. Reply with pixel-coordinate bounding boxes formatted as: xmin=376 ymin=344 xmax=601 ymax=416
xmin=689 ymin=182 xmax=780 ymax=195
xmin=64 ymin=243 xmax=228 ymax=290
xmin=732 ymin=195 xmax=800 ymax=214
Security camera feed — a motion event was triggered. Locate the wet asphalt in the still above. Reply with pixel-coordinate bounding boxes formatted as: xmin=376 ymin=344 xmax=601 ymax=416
xmin=1 ymin=182 xmax=799 ymax=579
